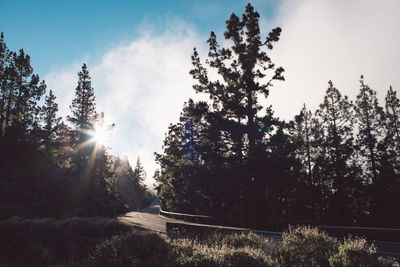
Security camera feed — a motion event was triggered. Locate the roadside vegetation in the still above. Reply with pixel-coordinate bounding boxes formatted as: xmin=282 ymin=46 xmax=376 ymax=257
xmin=1 ymin=2 xmax=400 ymax=265
xmin=89 ymin=226 xmax=399 ymax=266
xmin=1 ymin=219 xmax=397 ymax=266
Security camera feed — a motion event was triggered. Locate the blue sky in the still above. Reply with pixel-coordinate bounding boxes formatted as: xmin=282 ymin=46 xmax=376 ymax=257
xmin=1 ymin=0 xmax=278 ymax=76
xmin=2 ymin=0 xmax=400 ymax=185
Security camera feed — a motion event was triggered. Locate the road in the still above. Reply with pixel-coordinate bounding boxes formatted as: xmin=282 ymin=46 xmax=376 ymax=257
xmin=119 ymin=204 xmax=400 ymax=259
xmin=118 ymin=204 xmax=174 ymax=233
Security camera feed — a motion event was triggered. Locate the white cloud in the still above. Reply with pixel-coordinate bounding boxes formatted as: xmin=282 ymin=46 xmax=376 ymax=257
xmin=266 ymin=0 xmax=400 ymax=119
xmin=45 ymin=22 xmax=206 ymax=185
xmin=45 ymin=0 xmax=400 ymax=186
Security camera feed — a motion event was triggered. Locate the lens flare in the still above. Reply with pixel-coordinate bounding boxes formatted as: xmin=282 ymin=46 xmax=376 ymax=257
xmin=92 ymin=125 xmax=109 ymax=145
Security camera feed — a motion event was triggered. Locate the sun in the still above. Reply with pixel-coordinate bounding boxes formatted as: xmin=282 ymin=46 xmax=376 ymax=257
xmin=92 ymin=125 xmax=109 ymax=146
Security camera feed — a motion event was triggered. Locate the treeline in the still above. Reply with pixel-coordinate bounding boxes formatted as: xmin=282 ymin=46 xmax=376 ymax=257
xmin=155 ymin=4 xmax=400 ymax=227
xmin=0 ymin=32 xmax=151 ymax=218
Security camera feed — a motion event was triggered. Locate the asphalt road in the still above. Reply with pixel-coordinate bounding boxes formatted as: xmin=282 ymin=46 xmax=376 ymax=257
xmin=119 ymin=204 xmax=400 ymax=259
xmin=118 ymin=204 xmax=173 ymax=233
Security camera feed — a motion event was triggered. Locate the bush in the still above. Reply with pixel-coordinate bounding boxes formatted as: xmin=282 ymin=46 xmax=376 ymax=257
xmin=89 ymin=230 xmax=280 ymax=266
xmin=328 ymin=237 xmax=376 ymax=267
xmin=279 ymin=226 xmax=400 ymax=267
xmin=280 ymin=225 xmax=338 ymax=266
xmin=222 ymin=232 xmax=264 ymax=249
xmin=376 ymin=256 xmax=400 ymax=267
xmin=88 ymin=229 xmax=172 ymax=266
xmin=170 ymin=234 xmax=279 ymax=267
xmin=171 ymin=242 xmax=218 ymax=267
xmin=0 ymin=216 xmax=132 ymax=266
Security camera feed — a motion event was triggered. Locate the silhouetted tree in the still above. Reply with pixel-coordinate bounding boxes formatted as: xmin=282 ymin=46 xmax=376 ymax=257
xmin=354 ymin=75 xmax=383 ymax=184
xmin=133 ymin=157 xmax=146 ymax=186
xmin=67 ymin=63 xmax=97 ymax=176
xmin=0 ymin=34 xmax=45 ymax=139
xmin=10 ymin=49 xmax=45 ymax=138
xmin=291 ymin=104 xmax=322 ymax=219
xmin=293 ymin=104 xmax=315 ymax=186
xmin=382 ymin=86 xmax=400 ymax=172
xmin=365 ymin=85 xmax=400 ymax=226
xmin=188 ymin=3 xmax=284 ymax=217
xmin=113 ymin=156 xmax=152 ymax=211
xmin=0 ymin=32 xmax=11 ymax=135
xmin=40 ymin=88 xmax=62 ymax=156
xmin=315 ymin=81 xmax=356 ymax=224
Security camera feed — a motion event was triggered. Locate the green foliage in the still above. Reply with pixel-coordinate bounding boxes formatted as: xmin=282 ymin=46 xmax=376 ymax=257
xmin=376 ymin=256 xmax=400 ymax=267
xmin=222 ymin=232 xmax=264 ymax=249
xmin=40 ymin=88 xmax=62 ymax=156
xmin=67 ymin=63 xmax=97 ymax=131
xmin=354 ymin=75 xmax=384 ymax=183
xmin=280 ymin=226 xmax=338 ymax=266
xmin=89 ymin=230 xmax=279 ymax=266
xmin=157 ymin=2 xmax=301 ymax=223
xmin=88 ymin=229 xmax=172 ymax=266
xmin=278 ymin=226 xmax=399 ymax=267
xmin=155 ymin=3 xmax=400 ymax=228
xmin=328 ymin=237 xmax=376 ymax=267
xmin=113 ymin=157 xmax=152 ymax=211
xmin=2 ymin=221 xmax=398 ymax=267
xmin=0 ymin=33 xmax=151 ymax=219
xmin=0 ymin=216 xmax=132 ymax=266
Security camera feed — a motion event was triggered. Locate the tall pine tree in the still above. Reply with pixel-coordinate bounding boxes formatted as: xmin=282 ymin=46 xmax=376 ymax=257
xmin=67 ymin=63 xmax=98 ymax=175
xmin=189 ymin=3 xmax=284 ymax=217
xmin=40 ymin=87 xmax=62 ymax=156
xmin=315 ymin=80 xmax=356 ymax=224
xmin=354 ymin=75 xmax=383 ymax=184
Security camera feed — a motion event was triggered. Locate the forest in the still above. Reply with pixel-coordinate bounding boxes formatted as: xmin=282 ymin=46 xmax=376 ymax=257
xmin=0 ymin=32 xmax=152 ymax=219
xmin=0 ymin=3 xmax=399 ymax=230
xmin=155 ymin=4 xmax=400 ymax=228
xmin=1 ymin=2 xmax=400 ymax=266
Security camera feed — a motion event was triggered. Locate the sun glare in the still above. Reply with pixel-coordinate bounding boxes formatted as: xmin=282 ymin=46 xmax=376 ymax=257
xmin=92 ymin=126 xmax=109 ymax=146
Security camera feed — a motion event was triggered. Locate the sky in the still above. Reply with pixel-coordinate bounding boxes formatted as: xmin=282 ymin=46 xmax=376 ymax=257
xmin=2 ymin=0 xmax=400 ymax=187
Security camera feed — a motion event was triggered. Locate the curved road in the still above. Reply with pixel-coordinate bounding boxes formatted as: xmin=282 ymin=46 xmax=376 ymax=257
xmin=118 ymin=204 xmax=174 ymax=233
xmin=119 ymin=204 xmax=400 ymax=259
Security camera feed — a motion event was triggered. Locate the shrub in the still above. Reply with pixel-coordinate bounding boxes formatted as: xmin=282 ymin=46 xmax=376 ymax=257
xmin=328 ymin=237 xmax=376 ymax=267
xmin=280 ymin=225 xmax=338 ymax=267
xmin=222 ymin=232 xmax=264 ymax=249
xmin=376 ymin=256 xmax=400 ymax=267
xmin=0 ymin=216 xmax=132 ymax=266
xmin=170 ymin=234 xmax=279 ymax=267
xmin=220 ymin=249 xmax=277 ymax=267
xmin=88 ymin=229 xmax=172 ymax=266
xmin=171 ymin=242 xmax=218 ymax=267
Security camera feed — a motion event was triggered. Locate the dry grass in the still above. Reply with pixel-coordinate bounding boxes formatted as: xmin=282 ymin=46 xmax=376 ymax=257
xmin=1 ymin=219 xmax=399 ymax=266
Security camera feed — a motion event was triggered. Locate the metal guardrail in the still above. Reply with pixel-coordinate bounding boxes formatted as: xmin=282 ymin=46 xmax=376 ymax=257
xmin=160 ymin=209 xmax=212 ymax=219
xmin=160 ymin=209 xmax=400 ymax=242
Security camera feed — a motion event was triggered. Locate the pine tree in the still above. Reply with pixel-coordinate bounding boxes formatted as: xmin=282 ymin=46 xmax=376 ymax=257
xmin=0 ymin=32 xmax=10 ymax=135
xmin=180 ymin=99 xmax=201 ymax=164
xmin=56 ymin=121 xmax=73 ymax=167
xmin=370 ymin=86 xmax=400 ymax=226
xmin=66 ymin=64 xmax=118 ymax=216
xmin=133 ymin=157 xmax=146 ymax=185
xmin=40 ymin=87 xmax=62 ymax=156
xmin=113 ymin=157 xmax=151 ymax=211
xmin=67 ymin=63 xmax=97 ymax=174
xmin=155 ymin=122 xmax=189 ymax=212
xmin=292 ymin=104 xmax=323 ymax=220
xmin=68 ymin=63 xmax=97 ymax=130
xmin=189 ymin=3 xmax=284 ymax=217
xmin=10 ymin=49 xmax=45 ymax=136
xmin=315 ymin=80 xmax=355 ymax=224
xmin=293 ymin=104 xmax=315 ymax=186
xmin=0 ymin=36 xmax=45 ymax=138
xmin=383 ymin=86 xmax=400 ymax=172
xmin=354 ymin=75 xmax=384 ymax=184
